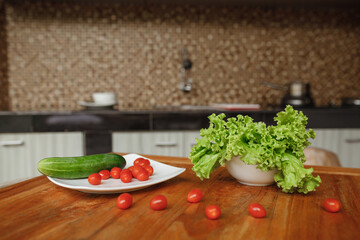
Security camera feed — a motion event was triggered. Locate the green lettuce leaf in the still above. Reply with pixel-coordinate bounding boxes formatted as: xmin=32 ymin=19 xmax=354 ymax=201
xmin=189 ymin=105 xmax=321 ymax=194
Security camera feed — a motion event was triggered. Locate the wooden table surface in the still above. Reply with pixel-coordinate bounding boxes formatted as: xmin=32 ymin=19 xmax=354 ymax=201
xmin=1 ymin=154 xmax=360 ymax=240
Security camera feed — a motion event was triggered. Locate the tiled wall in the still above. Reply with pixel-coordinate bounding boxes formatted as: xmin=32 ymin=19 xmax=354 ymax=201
xmin=0 ymin=0 xmax=9 ymax=110
xmin=0 ymin=1 xmax=359 ymax=111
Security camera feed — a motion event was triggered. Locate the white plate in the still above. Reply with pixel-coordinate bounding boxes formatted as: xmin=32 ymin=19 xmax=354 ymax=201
xmin=210 ymin=103 xmax=261 ymax=110
xmin=78 ymin=101 xmax=116 ymax=107
xmin=47 ymin=154 xmax=186 ymax=194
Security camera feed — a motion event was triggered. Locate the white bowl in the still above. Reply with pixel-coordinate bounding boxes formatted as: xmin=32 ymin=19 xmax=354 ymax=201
xmin=92 ymin=92 xmax=116 ymax=104
xmin=225 ymin=156 xmax=278 ymax=186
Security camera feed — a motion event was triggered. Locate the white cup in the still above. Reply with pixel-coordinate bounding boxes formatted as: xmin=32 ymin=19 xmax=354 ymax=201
xmin=92 ymin=92 xmax=116 ymax=104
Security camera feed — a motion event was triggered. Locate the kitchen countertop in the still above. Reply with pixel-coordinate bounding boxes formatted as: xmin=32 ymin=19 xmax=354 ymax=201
xmin=0 ymin=154 xmax=359 ymax=239
xmin=1 ymin=107 xmax=359 ymax=133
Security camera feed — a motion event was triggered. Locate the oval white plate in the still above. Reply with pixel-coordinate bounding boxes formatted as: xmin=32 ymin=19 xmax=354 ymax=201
xmin=47 ymin=154 xmax=186 ymax=194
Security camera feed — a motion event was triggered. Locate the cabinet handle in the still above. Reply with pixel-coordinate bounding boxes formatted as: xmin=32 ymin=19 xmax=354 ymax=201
xmin=0 ymin=140 xmax=24 ymax=146
xmin=345 ymin=139 xmax=360 ymax=143
xmin=155 ymin=142 xmax=178 ymax=147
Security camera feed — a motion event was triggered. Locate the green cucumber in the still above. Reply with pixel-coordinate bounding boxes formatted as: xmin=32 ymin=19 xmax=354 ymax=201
xmin=37 ymin=153 xmax=126 ymax=179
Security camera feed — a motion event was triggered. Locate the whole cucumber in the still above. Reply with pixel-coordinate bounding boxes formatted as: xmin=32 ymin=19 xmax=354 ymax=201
xmin=37 ymin=153 xmax=126 ymax=179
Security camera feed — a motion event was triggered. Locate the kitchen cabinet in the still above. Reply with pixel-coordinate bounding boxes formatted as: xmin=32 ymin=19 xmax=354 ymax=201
xmin=113 ymin=129 xmax=360 ymax=168
xmin=112 ymin=131 xmax=201 ymax=158
xmin=310 ymin=129 xmax=360 ymax=168
xmin=0 ymin=132 xmax=83 ymax=186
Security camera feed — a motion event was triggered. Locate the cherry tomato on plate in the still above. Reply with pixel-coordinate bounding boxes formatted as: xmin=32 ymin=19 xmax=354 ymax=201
xmin=131 ymin=165 xmax=145 ymax=178
xmin=98 ymin=170 xmax=110 ymax=180
xmin=150 ymin=195 xmax=167 ymax=210
xmin=110 ymin=167 xmax=122 ymax=179
xmin=144 ymin=165 xmax=154 ymax=176
xmin=205 ymin=205 xmax=221 ymax=220
xmin=120 ymin=169 xmax=132 ymax=183
xmin=117 ymin=193 xmax=133 ymax=210
xmin=187 ymin=189 xmax=203 ymax=203
xmin=248 ymin=203 xmax=266 ymax=218
xmin=128 ymin=166 xmax=135 ymax=177
xmin=323 ymin=198 xmax=341 ymax=213
xmin=136 ymin=170 xmax=149 ymax=181
xmin=134 ymin=158 xmax=150 ymax=168
xmin=88 ymin=173 xmax=101 ymax=185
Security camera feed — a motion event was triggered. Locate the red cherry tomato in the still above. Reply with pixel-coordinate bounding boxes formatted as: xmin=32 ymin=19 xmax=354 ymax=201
xmin=134 ymin=158 xmax=150 ymax=168
xmin=98 ymin=170 xmax=110 ymax=180
xmin=323 ymin=198 xmax=341 ymax=213
xmin=120 ymin=169 xmax=132 ymax=183
xmin=205 ymin=205 xmax=221 ymax=220
xmin=132 ymin=165 xmax=145 ymax=178
xmin=187 ymin=189 xmax=203 ymax=203
xmin=144 ymin=165 xmax=154 ymax=176
xmin=88 ymin=173 xmax=101 ymax=185
xmin=136 ymin=170 xmax=149 ymax=181
xmin=150 ymin=195 xmax=167 ymax=210
xmin=117 ymin=193 xmax=133 ymax=210
xmin=110 ymin=167 xmax=122 ymax=179
xmin=248 ymin=203 xmax=266 ymax=218
xmin=128 ymin=166 xmax=135 ymax=177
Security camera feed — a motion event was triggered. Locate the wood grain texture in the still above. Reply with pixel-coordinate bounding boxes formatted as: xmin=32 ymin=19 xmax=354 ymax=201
xmin=1 ymin=154 xmax=360 ymax=240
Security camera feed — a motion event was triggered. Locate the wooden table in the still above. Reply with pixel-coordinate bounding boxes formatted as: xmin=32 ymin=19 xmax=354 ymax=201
xmin=1 ymin=154 xmax=360 ymax=240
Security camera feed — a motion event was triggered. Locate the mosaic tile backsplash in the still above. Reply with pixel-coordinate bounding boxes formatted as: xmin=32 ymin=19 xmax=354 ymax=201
xmin=0 ymin=1 xmax=359 ymax=111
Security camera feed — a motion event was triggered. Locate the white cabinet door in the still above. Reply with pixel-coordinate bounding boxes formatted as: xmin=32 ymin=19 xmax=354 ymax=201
xmin=310 ymin=129 xmax=360 ymax=168
xmin=0 ymin=132 xmax=83 ymax=186
xmin=184 ymin=131 xmax=201 ymax=158
xmin=113 ymin=131 xmax=184 ymax=157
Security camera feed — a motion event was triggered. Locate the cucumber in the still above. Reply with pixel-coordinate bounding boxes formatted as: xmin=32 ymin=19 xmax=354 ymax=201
xmin=37 ymin=153 xmax=126 ymax=179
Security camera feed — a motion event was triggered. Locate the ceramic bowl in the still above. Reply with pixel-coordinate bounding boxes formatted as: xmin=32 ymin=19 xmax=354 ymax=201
xmin=225 ymin=156 xmax=278 ymax=186
xmin=92 ymin=92 xmax=116 ymax=104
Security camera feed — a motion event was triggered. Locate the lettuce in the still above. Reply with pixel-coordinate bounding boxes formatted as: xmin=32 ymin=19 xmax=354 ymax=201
xmin=189 ymin=105 xmax=321 ymax=194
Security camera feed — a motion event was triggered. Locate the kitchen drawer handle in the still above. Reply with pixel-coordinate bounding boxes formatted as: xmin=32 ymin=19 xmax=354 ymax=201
xmin=155 ymin=142 xmax=178 ymax=147
xmin=345 ymin=139 xmax=360 ymax=143
xmin=0 ymin=140 xmax=24 ymax=146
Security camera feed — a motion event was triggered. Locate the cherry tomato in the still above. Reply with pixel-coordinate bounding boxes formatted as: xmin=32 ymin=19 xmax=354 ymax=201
xmin=132 ymin=165 xmax=145 ymax=178
xmin=117 ymin=193 xmax=133 ymax=210
xmin=120 ymin=169 xmax=132 ymax=183
xmin=150 ymin=195 xmax=167 ymax=210
xmin=88 ymin=173 xmax=101 ymax=185
xmin=136 ymin=170 xmax=149 ymax=181
xmin=144 ymin=165 xmax=154 ymax=176
xmin=323 ymin=198 xmax=341 ymax=213
xmin=128 ymin=166 xmax=135 ymax=177
xmin=205 ymin=205 xmax=221 ymax=220
xmin=134 ymin=158 xmax=150 ymax=168
xmin=98 ymin=170 xmax=110 ymax=180
xmin=248 ymin=203 xmax=266 ymax=218
xmin=110 ymin=167 xmax=122 ymax=179
xmin=187 ymin=189 xmax=203 ymax=203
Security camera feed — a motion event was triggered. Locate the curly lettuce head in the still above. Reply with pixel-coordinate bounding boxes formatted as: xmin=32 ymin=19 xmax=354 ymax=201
xmin=189 ymin=105 xmax=321 ymax=194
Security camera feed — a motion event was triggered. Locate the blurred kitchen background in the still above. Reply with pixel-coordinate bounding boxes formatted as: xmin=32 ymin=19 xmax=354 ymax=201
xmin=0 ymin=0 xmax=359 ymax=111
xmin=0 ymin=0 xmax=359 ymax=185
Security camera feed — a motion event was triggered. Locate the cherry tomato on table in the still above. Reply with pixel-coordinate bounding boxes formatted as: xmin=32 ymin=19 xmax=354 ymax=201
xmin=248 ymin=203 xmax=266 ymax=218
xmin=110 ymin=167 xmax=122 ymax=179
xmin=134 ymin=158 xmax=150 ymax=168
xmin=120 ymin=169 xmax=132 ymax=183
xmin=205 ymin=205 xmax=221 ymax=220
xmin=187 ymin=189 xmax=203 ymax=203
xmin=117 ymin=193 xmax=133 ymax=210
xmin=98 ymin=170 xmax=110 ymax=180
xmin=88 ymin=173 xmax=101 ymax=185
xmin=323 ymin=198 xmax=341 ymax=213
xmin=150 ymin=195 xmax=167 ymax=210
